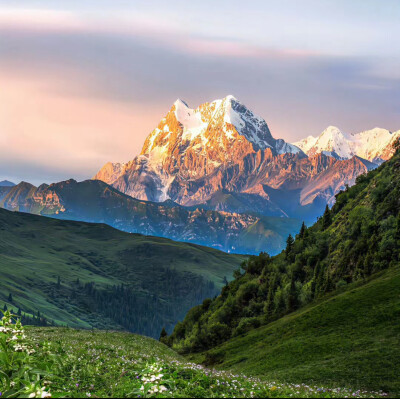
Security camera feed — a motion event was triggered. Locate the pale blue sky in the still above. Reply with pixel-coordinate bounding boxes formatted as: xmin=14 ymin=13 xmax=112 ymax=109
xmin=0 ymin=0 xmax=399 ymax=184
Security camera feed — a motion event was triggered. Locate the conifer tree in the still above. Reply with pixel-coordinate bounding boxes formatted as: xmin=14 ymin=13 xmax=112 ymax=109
xmin=8 ymin=293 xmax=13 ymax=303
xmin=287 ymin=276 xmax=298 ymax=312
xmin=311 ymin=261 xmax=321 ymax=298
xmin=299 ymin=222 xmax=306 ymax=238
xmin=159 ymin=327 xmax=168 ymax=342
xmin=285 ymin=234 xmax=294 ymax=260
xmin=322 ymin=205 xmax=332 ymax=230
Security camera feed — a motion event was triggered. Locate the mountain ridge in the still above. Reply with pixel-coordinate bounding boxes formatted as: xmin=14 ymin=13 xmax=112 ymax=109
xmin=94 ymin=96 xmax=396 ymax=220
xmin=0 ymin=180 xmax=16 ymax=187
xmin=0 ymin=178 xmax=301 ymax=255
xmin=294 ymin=125 xmax=400 ymax=163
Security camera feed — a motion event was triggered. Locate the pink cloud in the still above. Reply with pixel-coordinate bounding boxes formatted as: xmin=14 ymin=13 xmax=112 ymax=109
xmin=0 ymin=72 xmax=166 ymax=181
xmin=0 ymin=8 xmax=320 ymax=61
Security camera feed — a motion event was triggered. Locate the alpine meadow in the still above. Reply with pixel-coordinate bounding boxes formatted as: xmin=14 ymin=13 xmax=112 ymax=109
xmin=1 ymin=1 xmax=400 ymax=398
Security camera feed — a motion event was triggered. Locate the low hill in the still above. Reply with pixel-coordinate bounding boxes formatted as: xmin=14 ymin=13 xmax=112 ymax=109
xmin=0 ymin=208 xmax=245 ymax=337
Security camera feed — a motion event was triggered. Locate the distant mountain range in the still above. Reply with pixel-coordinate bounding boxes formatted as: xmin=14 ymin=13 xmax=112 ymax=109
xmin=0 ymin=180 xmax=15 ymax=187
xmin=95 ymin=95 xmax=395 ymax=215
xmin=1 ymin=96 xmax=398 ymax=254
xmin=294 ymin=125 xmax=400 ymax=163
xmin=0 ymin=179 xmax=301 ymax=255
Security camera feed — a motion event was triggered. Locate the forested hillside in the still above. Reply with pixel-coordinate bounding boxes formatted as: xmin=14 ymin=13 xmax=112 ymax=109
xmin=167 ymin=143 xmax=400 ymax=352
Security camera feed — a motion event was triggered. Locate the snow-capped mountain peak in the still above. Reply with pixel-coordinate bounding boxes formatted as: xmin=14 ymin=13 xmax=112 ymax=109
xmin=313 ymin=126 xmax=354 ymax=159
xmin=143 ymin=95 xmax=301 ymax=156
xmin=294 ymin=126 xmax=353 ymax=159
xmin=293 ymin=125 xmax=400 ymax=163
xmin=94 ymin=96 xmax=304 ymax=202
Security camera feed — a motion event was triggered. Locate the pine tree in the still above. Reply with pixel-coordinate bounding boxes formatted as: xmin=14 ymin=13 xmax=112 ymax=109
xmin=299 ymin=222 xmax=306 ymax=238
xmin=263 ymin=275 xmax=277 ymax=321
xmin=8 ymin=293 xmax=13 ymax=303
xmin=3 ymin=304 xmax=7 ymax=312
xmin=322 ymin=205 xmax=332 ymax=230
xmin=287 ymin=276 xmax=298 ymax=312
xmin=311 ymin=261 xmax=321 ymax=298
xmin=285 ymin=234 xmax=295 ymax=260
xmin=315 ymin=262 xmax=325 ymax=296
xmin=159 ymin=327 xmax=168 ymax=341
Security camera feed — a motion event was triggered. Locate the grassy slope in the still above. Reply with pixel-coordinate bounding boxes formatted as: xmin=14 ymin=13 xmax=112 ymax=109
xmin=0 ymin=208 xmax=245 ymax=334
xmin=19 ymin=327 xmax=385 ymax=398
xmin=189 ymin=267 xmax=400 ymax=395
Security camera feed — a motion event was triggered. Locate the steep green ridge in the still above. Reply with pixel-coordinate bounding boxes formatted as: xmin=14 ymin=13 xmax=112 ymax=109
xmin=188 ymin=267 xmax=400 ymax=394
xmin=167 ymin=147 xmax=400 ymax=391
xmin=0 ymin=208 xmax=245 ymax=337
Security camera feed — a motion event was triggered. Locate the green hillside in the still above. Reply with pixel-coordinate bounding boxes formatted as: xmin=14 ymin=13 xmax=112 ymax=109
xmin=166 ymin=146 xmax=400 ymax=393
xmin=0 ymin=325 xmax=385 ymax=398
xmin=0 ymin=208 xmax=245 ymax=337
xmin=189 ymin=267 xmax=400 ymax=394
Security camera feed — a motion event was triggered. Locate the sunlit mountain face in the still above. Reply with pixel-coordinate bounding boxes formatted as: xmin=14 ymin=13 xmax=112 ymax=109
xmin=94 ymin=95 xmax=390 ymax=217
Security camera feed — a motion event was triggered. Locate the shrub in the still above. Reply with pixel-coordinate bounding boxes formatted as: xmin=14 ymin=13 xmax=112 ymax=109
xmin=233 ymin=317 xmax=261 ymax=336
xmin=0 ymin=311 xmax=53 ymax=398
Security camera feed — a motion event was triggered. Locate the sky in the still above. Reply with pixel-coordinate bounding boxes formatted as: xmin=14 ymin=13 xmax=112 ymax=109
xmin=0 ymin=0 xmax=399 ymax=185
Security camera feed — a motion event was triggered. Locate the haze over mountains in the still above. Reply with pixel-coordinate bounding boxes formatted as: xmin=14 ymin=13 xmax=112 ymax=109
xmin=0 ymin=179 xmax=301 ymax=254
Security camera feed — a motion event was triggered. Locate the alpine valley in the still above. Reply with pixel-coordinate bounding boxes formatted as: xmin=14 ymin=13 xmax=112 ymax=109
xmin=2 ymin=3 xmax=400 ymax=398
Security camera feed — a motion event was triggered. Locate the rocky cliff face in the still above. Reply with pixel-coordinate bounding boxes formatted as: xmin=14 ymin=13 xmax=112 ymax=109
xmin=95 ymin=95 xmax=303 ymax=205
xmin=94 ymin=96 xmax=391 ymax=219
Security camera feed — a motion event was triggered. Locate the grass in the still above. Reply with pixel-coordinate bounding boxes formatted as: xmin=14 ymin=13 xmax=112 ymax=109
xmin=0 ymin=208 xmax=245 ymax=336
xmin=187 ymin=267 xmax=400 ymax=396
xmin=8 ymin=326 xmax=387 ymax=398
